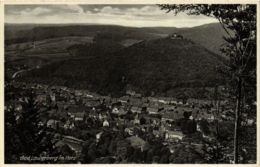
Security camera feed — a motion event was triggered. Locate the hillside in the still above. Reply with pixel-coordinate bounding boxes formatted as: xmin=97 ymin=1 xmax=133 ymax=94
xmin=20 ymin=37 xmax=225 ymax=97
xmin=67 ymin=39 xmax=125 ymax=57
xmin=145 ymin=23 xmax=230 ymax=55
xmin=176 ymin=23 xmax=230 ymax=55
xmin=4 ymin=25 xmax=160 ymax=45
xmin=114 ymin=37 xmax=225 ymax=96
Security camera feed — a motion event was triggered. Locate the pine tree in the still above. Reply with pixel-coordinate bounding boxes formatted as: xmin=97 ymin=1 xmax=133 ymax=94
xmin=5 ymin=90 xmax=55 ymax=163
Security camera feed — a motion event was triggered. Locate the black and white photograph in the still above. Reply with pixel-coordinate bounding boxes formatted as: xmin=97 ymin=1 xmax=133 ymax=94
xmin=3 ymin=2 xmax=258 ymax=164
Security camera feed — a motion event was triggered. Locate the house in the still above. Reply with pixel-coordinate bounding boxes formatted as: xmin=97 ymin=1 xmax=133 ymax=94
xmin=112 ymin=102 xmax=122 ymax=108
xmin=246 ymin=118 xmax=255 ymax=126
xmin=47 ymin=119 xmax=59 ymax=129
xmin=165 ymin=131 xmax=184 ymax=140
xmin=98 ymin=113 xmax=106 ymax=120
xmin=161 ymin=112 xmax=182 ymax=122
xmin=50 ymin=93 xmax=56 ymax=102
xmin=148 ymin=97 xmax=158 ymax=102
xmin=86 ymin=94 xmax=94 ymax=98
xmin=131 ymin=106 xmax=142 ymax=114
xmin=64 ymin=120 xmax=74 ymax=129
xmin=103 ymin=120 xmax=109 ymax=127
xmin=119 ymin=96 xmax=129 ymax=103
xmin=84 ymin=100 xmax=100 ymax=107
xmin=118 ymin=108 xmax=128 ymax=116
xmin=96 ymin=132 xmax=103 ymax=143
xmin=158 ymin=99 xmax=168 ymax=104
xmin=197 ymin=112 xmax=215 ymax=122
xmin=74 ymin=112 xmax=85 ymax=121
xmin=134 ymin=117 xmax=140 ymax=125
xmin=163 ymin=105 xmax=176 ymax=111
xmin=170 ymin=98 xmax=178 ymax=105
xmin=153 ymin=130 xmax=162 ymax=138
xmin=112 ymin=107 xmax=119 ymax=114
xmin=59 ymin=86 xmax=67 ymax=91
xmin=112 ymin=107 xmax=127 ymax=116
xmin=63 ymin=120 xmax=74 ymax=129
xmin=174 ymin=106 xmax=194 ymax=116
xmin=126 ymin=90 xmax=136 ymax=96
xmin=125 ymin=128 xmax=134 ymax=136
xmin=147 ymin=107 xmax=158 ymax=115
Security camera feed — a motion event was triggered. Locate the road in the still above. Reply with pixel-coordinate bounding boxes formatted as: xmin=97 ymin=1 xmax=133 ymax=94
xmin=12 ymin=67 xmax=35 ymax=79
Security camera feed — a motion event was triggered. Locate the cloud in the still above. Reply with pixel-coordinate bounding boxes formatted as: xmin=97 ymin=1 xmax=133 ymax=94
xmin=99 ymin=6 xmax=121 ymax=14
xmin=56 ymin=5 xmax=84 ymax=14
xmin=18 ymin=7 xmax=52 ymax=16
xmin=93 ymin=5 xmax=163 ymax=17
xmin=5 ymin=5 xmax=218 ymax=27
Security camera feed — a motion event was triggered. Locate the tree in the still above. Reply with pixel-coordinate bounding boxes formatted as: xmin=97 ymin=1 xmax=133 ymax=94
xmin=140 ymin=117 xmax=146 ymax=125
xmin=159 ymin=4 xmax=256 ymax=163
xmin=80 ymin=139 xmax=96 ymax=163
xmin=199 ymin=119 xmax=211 ymax=136
xmin=5 ymin=90 xmax=55 ymax=163
xmin=145 ymin=148 xmax=154 ymax=163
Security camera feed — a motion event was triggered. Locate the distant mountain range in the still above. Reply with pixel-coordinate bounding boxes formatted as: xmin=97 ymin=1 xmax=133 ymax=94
xmin=5 ymin=23 xmax=228 ymax=55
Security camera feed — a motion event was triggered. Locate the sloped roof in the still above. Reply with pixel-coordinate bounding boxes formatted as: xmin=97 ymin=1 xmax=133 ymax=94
xmin=162 ymin=112 xmax=183 ymax=120
xmin=167 ymin=130 xmax=184 ymax=137
xmin=74 ymin=112 xmax=85 ymax=118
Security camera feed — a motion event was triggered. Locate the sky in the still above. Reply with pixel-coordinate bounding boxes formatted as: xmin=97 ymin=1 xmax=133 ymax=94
xmin=5 ymin=5 xmax=218 ymax=27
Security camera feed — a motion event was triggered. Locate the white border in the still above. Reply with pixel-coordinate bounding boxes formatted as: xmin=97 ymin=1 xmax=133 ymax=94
xmin=0 ymin=0 xmax=259 ymax=167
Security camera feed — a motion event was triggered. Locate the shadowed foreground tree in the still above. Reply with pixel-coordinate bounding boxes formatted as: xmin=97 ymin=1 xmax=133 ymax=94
xmin=159 ymin=4 xmax=256 ymax=163
xmin=5 ymin=90 xmax=55 ymax=163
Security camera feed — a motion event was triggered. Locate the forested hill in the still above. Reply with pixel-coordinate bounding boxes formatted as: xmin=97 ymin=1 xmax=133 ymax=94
xmin=21 ymin=37 xmax=225 ymax=97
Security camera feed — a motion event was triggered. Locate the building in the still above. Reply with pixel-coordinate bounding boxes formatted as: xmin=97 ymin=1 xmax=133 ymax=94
xmin=134 ymin=116 xmax=140 ymax=125
xmin=47 ymin=119 xmax=59 ymax=129
xmin=96 ymin=131 xmax=103 ymax=143
xmin=169 ymin=33 xmax=184 ymax=39
xmin=131 ymin=106 xmax=142 ymax=114
xmin=74 ymin=112 xmax=85 ymax=121
xmin=126 ymin=90 xmax=136 ymax=96
xmin=147 ymin=107 xmax=158 ymax=115
xmin=165 ymin=131 xmax=184 ymax=140
xmin=112 ymin=107 xmax=119 ymax=114
xmin=103 ymin=120 xmax=109 ymax=127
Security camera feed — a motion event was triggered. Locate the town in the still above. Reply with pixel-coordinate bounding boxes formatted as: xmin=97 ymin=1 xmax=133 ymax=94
xmin=5 ymin=79 xmax=255 ymax=163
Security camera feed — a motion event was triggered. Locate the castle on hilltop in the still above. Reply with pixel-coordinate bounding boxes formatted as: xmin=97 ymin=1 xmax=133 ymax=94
xmin=169 ymin=33 xmax=183 ymax=39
